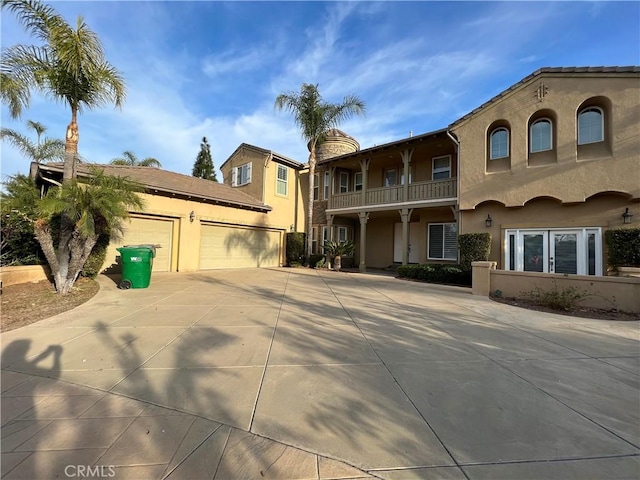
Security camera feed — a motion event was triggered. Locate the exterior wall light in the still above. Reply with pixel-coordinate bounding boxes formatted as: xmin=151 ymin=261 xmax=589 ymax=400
xmin=290 ymin=224 xmax=295 ymax=232
xmin=485 ymin=214 xmax=492 ymax=228
xmin=622 ymin=207 xmax=633 ymax=224
xmin=189 ymin=211 xmax=196 ymax=223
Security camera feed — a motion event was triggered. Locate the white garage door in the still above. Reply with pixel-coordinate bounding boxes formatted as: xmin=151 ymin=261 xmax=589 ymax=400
xmin=104 ymin=216 xmax=174 ymax=272
xmin=200 ymin=224 xmax=281 ymax=269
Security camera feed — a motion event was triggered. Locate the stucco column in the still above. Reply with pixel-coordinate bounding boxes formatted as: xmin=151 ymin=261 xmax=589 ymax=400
xmin=401 ymin=148 xmax=413 ymax=202
xmin=399 ymin=208 xmax=413 ymax=265
xmin=360 ymin=158 xmax=370 ymax=206
xmin=471 ymin=261 xmax=497 ymax=296
xmin=358 ymin=211 xmax=369 ymax=273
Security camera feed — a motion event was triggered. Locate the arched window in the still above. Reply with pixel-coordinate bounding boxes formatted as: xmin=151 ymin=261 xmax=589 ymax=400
xmin=578 ymin=107 xmax=604 ymax=145
xmin=490 ymin=128 xmax=509 ymax=159
xmin=530 ymin=119 xmax=552 ymax=153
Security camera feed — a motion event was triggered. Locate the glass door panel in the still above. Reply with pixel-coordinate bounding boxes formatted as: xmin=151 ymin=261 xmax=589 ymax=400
xmin=552 ymin=233 xmax=578 ymax=274
xmin=523 ymin=233 xmax=545 ymax=272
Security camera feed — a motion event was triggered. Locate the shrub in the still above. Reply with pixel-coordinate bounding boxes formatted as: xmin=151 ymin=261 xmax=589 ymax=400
xmin=397 ymin=263 xmax=471 ymax=286
xmin=605 ymin=228 xmax=640 ymax=267
xmin=80 ymin=233 xmax=110 ymax=278
xmin=0 ymin=209 xmax=44 ymax=266
xmin=458 ymin=232 xmax=491 ymax=271
xmin=522 ymin=283 xmax=590 ymax=312
xmin=308 ymin=254 xmax=325 ymax=268
xmin=285 ymin=232 xmax=306 ymax=266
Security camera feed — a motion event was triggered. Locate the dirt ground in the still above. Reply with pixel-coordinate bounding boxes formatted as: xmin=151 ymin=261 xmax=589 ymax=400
xmin=1 ymin=278 xmax=99 ymax=332
xmin=491 ymin=297 xmax=640 ymax=321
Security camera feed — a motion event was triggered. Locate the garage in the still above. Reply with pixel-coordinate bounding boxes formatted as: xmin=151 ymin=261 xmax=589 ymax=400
xmin=199 ymin=224 xmax=281 ymax=269
xmin=104 ymin=216 xmax=174 ymax=272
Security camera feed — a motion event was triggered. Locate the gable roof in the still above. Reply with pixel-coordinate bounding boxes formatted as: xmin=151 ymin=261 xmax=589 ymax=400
xmin=450 ymin=66 xmax=640 ymax=129
xmin=220 ymin=143 xmax=305 ymax=170
xmin=32 ymin=162 xmax=272 ymax=212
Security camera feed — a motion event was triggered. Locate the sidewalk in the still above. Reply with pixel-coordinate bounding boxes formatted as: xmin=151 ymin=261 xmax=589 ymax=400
xmin=1 ymin=371 xmax=375 ymax=479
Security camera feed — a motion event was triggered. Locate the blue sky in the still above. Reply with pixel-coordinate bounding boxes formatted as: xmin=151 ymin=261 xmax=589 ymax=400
xmin=1 ymin=1 xmax=639 ymax=179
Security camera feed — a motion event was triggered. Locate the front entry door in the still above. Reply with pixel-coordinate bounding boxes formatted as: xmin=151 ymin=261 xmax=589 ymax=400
xmin=394 ymin=223 xmax=420 ymax=263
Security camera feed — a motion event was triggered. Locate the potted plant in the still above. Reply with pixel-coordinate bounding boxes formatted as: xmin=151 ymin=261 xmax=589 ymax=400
xmin=323 ymin=240 xmax=355 ymax=271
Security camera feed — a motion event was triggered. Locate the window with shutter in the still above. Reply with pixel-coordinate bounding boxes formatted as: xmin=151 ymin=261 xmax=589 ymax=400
xmin=233 ymin=163 xmax=251 ymax=186
xmin=276 ymin=164 xmax=288 ymax=196
xmin=428 ymin=223 xmax=457 ymax=260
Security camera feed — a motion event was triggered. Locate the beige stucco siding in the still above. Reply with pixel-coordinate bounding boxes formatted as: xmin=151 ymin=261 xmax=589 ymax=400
xmin=462 ymin=194 xmax=632 ymax=270
xmin=452 ymin=74 xmax=640 ymax=210
xmin=220 ymin=147 xmax=266 ymax=202
xmin=100 ymin=191 xmax=291 ymax=273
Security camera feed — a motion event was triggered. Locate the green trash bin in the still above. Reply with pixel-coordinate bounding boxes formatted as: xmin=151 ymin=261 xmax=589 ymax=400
xmin=117 ymin=245 xmax=156 ymax=289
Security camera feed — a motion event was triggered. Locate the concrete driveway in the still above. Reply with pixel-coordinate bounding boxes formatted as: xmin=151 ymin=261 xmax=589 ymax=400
xmin=2 ymin=268 xmax=639 ymax=479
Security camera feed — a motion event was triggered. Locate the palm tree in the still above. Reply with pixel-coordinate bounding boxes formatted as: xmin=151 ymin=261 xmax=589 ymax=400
xmin=275 ymin=83 xmax=365 ymax=259
xmin=1 ymin=119 xmax=65 ymax=163
xmin=1 ymin=0 xmax=126 ymax=182
xmin=29 ymin=168 xmax=143 ymax=294
xmin=110 ymin=150 xmax=162 ymax=168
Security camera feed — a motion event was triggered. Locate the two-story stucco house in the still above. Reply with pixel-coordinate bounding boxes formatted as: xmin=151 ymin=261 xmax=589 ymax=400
xmin=450 ymin=66 xmax=639 ymax=276
xmin=311 ymin=66 xmax=639 ymax=275
xmin=30 ymin=66 xmax=635 ymax=278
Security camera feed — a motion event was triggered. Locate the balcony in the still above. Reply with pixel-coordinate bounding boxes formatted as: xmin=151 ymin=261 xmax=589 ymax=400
xmin=328 ymin=178 xmax=457 ymax=210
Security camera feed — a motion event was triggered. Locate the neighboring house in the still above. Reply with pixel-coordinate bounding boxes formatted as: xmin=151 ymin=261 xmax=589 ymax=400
xmin=450 ymin=66 xmax=639 ymax=276
xmin=30 ymin=162 xmax=300 ymax=272
xmin=311 ymin=66 xmax=639 ymax=274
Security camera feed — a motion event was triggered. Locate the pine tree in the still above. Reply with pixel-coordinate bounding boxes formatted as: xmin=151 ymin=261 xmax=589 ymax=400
xmin=192 ymin=137 xmax=217 ymax=181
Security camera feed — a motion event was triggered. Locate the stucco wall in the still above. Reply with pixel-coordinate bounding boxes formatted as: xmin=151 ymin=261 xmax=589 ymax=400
xmin=0 ymin=265 xmax=51 ymax=287
xmin=452 ymin=73 xmax=640 ymax=210
xmin=365 ymin=218 xmax=395 ymax=268
xmin=489 ymin=269 xmax=640 ymax=313
xmin=461 ymin=194 xmax=632 ymax=270
xmin=220 ymin=146 xmax=266 ymax=202
xmin=102 ymin=190 xmax=300 ymax=273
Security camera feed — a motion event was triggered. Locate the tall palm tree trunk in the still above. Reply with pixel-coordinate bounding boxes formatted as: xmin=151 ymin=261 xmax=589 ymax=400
xmin=63 ymin=107 xmax=79 ymax=182
xmin=307 ymin=147 xmax=317 ymax=260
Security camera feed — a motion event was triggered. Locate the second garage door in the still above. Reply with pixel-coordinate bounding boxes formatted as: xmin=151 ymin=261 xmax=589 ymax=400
xmin=199 ymin=224 xmax=281 ymax=269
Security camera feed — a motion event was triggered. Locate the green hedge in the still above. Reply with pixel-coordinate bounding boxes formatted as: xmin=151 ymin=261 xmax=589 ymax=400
xmin=458 ymin=232 xmax=491 ymax=271
xmin=605 ymin=227 xmax=640 ymax=267
xmin=285 ymin=232 xmax=306 ymax=266
xmin=397 ymin=264 xmax=471 ymax=286
xmin=0 ymin=209 xmax=44 ymax=266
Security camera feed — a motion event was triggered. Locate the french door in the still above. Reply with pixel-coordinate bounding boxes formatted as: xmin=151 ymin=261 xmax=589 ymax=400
xmin=505 ymin=228 xmax=601 ymax=276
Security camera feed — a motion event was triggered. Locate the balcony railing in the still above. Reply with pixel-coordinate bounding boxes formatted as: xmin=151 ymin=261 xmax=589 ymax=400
xmin=328 ymin=178 xmax=456 ymax=210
